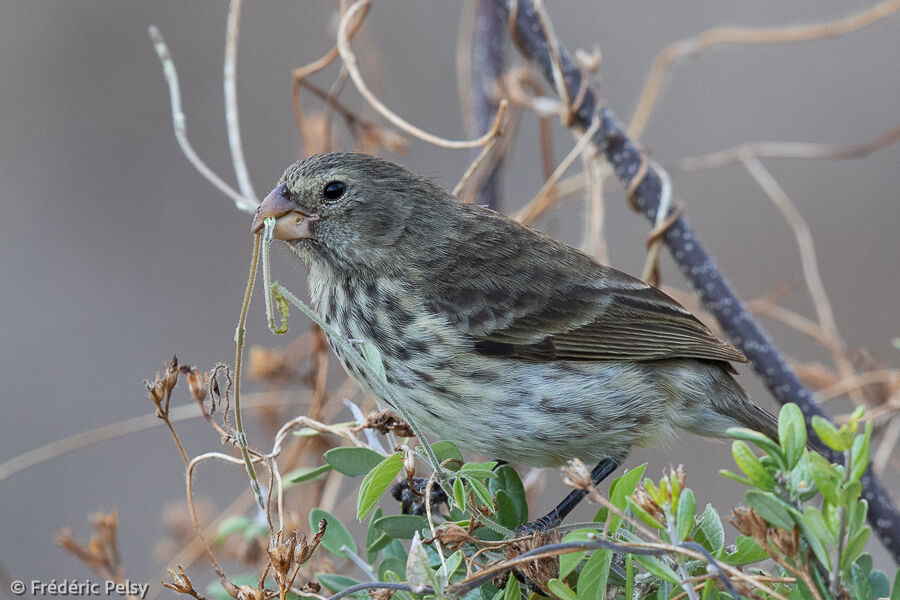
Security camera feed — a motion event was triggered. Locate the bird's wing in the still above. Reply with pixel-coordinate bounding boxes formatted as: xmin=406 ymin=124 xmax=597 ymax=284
xmin=420 ymin=206 xmax=745 ymax=364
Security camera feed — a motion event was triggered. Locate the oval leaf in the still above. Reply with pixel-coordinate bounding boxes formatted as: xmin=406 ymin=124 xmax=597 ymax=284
xmin=430 ymin=441 xmax=464 ymax=468
xmin=722 ymin=535 xmax=768 ymax=566
xmin=357 ymin=452 xmax=403 ymax=520
xmin=373 ymin=515 xmax=429 ymax=539
xmin=745 ymin=490 xmax=794 ymax=530
xmin=309 ymin=508 xmax=357 ymax=558
xmin=633 ymin=554 xmax=679 ymax=584
xmin=578 ymin=549 xmax=611 ymax=600
xmin=676 ymin=488 xmax=696 ymax=543
xmin=285 ymin=464 xmax=333 ymax=485
xmin=488 ymin=465 xmax=528 ymax=526
xmin=811 ymin=416 xmax=848 ymax=452
xmin=732 ymin=441 xmax=775 ymax=490
xmin=547 ymin=578 xmax=578 ymax=600
xmin=696 ymin=504 xmax=724 ymax=553
xmin=559 ymin=529 xmax=595 ymax=578
xmin=727 ymin=427 xmax=785 ymax=467
xmin=778 ymin=404 xmax=807 ymax=470
xmin=326 ymin=446 xmax=386 ymax=477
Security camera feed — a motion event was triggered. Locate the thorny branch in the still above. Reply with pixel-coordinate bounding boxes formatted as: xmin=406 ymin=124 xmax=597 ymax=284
xmin=490 ymin=0 xmax=900 ymax=562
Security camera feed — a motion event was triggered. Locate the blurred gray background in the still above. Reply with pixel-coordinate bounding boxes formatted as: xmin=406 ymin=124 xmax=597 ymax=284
xmin=1 ymin=0 xmax=898 ymax=593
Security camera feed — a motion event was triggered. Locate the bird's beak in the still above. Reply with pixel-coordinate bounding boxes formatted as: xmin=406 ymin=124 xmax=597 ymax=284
xmin=251 ymin=182 xmax=319 ymax=240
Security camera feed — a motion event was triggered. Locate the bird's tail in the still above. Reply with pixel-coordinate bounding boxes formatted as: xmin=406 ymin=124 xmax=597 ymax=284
xmin=706 ymin=365 xmax=828 ymax=454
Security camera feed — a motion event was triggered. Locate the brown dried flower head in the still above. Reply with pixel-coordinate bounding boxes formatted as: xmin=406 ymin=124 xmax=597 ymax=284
xmin=770 ymin=526 xmax=799 ymax=557
xmin=729 ymin=507 xmax=768 ymax=543
xmin=296 ymin=519 xmax=328 ymax=566
xmin=561 ymin=457 xmax=593 ymax=491
xmin=427 ymin=524 xmax=474 ymax=550
xmin=184 ymin=367 xmax=208 ymax=404
xmin=268 ymin=533 xmax=298 ymax=581
xmin=632 ymin=487 xmax=665 ymax=524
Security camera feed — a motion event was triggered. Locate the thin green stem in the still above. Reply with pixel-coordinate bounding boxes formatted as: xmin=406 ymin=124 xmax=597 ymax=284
xmin=235 ymin=234 xmax=265 ymax=509
xmin=830 ymin=449 xmax=851 ymax=595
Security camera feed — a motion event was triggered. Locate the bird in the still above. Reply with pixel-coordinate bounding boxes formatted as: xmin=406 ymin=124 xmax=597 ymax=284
xmin=251 ymin=151 xmax=778 ymax=528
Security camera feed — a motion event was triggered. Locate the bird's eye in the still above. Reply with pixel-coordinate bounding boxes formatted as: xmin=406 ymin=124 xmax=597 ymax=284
xmin=323 ymin=181 xmax=346 ymax=202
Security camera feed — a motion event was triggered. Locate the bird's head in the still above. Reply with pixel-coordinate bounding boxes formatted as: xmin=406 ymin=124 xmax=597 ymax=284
xmin=252 ymin=152 xmax=452 ymax=277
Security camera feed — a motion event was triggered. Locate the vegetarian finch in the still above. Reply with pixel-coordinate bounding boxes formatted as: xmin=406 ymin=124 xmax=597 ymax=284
xmin=252 ymin=152 xmax=777 ymax=523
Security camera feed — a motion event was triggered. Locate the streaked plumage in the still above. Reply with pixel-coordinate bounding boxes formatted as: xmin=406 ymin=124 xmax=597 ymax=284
xmin=253 ymin=152 xmax=777 ymax=468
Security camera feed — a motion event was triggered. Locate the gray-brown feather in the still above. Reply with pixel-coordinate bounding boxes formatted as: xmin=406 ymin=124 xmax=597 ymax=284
xmin=276 ymin=152 xmax=778 ymax=467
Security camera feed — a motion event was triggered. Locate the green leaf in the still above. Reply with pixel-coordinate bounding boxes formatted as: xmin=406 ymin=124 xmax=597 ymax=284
xmin=452 ymin=476 xmax=466 ymax=511
xmin=459 ymin=461 xmax=498 ymax=479
xmin=325 ymin=446 xmax=386 ymax=477
xmin=441 ymin=550 xmax=464 ymax=581
xmin=383 ymin=570 xmax=417 ymax=600
xmin=722 ymin=535 xmax=769 ymax=565
xmin=728 ymin=427 xmax=786 ymax=467
xmin=215 ymin=515 xmax=253 ymax=543
xmin=633 ymin=554 xmax=680 ymax=584
xmin=732 ymin=441 xmax=775 ymax=491
xmin=503 ymin=576 xmax=520 ymax=600
xmin=382 ymin=538 xmax=408 ymax=561
xmin=488 ymin=465 xmax=528 ymax=526
xmin=317 ymin=574 xmax=365 ymax=598
xmin=578 ymin=549 xmax=612 ymax=600
xmin=778 ymin=404 xmax=807 ymax=470
xmin=869 ymin=568 xmax=890 ymax=599
xmin=808 ymin=453 xmax=842 ymax=505
xmin=847 ymin=499 xmax=868 ymax=534
xmin=608 ymin=464 xmax=646 ymax=532
xmin=547 ymin=578 xmax=578 ymax=600
xmin=430 ymin=441 xmax=464 ymax=468
xmin=626 ymin=497 xmax=664 ymax=530
xmin=468 ymin=477 xmax=494 ymax=507
xmin=373 ymin=515 xmax=428 ymax=539
xmin=309 ymin=508 xmax=356 ymax=558
xmin=285 ymin=463 xmax=332 ymax=485
xmin=406 ymin=532 xmax=436 ymax=593
xmin=890 ymin=568 xmax=900 ymax=600
xmin=801 ymin=506 xmax=836 ymax=546
xmin=378 ymin=556 xmax=406 ymax=581
xmin=811 ymin=416 xmax=848 ymax=452
xmin=493 ymin=490 xmax=521 ymax=529
xmin=855 ymin=552 xmax=873 ymax=576
xmin=850 ymin=562 xmax=873 ymax=600
xmin=357 ymin=451 xmax=403 ymax=520
xmin=676 ymin=488 xmax=696 ymax=543
xmin=718 ymin=469 xmax=754 ymax=487
xmin=366 ymin=507 xmax=386 ymax=562
xmin=840 ymin=526 xmax=871 ymax=572
xmin=558 ymin=529 xmax=594 ymax=578
xmin=695 ymin=504 xmax=725 ymax=553
xmin=839 ymin=480 xmax=862 ymax=506
xmin=850 ymin=421 xmax=872 ymax=482
xmin=786 ymin=578 xmax=815 ymax=600
xmin=745 ymin=490 xmax=793 ymax=530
